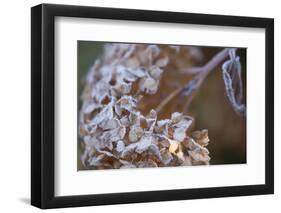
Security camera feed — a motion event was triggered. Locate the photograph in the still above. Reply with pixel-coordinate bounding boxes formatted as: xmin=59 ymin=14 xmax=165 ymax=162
xmin=78 ymin=42 xmax=247 ymax=170
xmin=29 ymin=3 xmax=274 ymax=209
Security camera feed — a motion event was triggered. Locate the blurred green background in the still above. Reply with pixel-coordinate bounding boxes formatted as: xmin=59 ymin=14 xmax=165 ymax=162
xmin=78 ymin=41 xmax=246 ymax=166
xmin=77 ymin=41 xmax=102 ymax=170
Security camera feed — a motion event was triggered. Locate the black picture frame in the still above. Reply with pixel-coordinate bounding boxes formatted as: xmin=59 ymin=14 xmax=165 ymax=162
xmin=31 ymin=3 xmax=274 ymax=209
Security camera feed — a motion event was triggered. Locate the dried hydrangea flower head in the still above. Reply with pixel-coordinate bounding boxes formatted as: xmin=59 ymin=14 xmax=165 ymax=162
xmin=79 ymin=43 xmax=210 ymax=169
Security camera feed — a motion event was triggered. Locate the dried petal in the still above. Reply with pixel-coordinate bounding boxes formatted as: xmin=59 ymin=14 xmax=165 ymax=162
xmin=139 ymin=76 xmax=159 ymax=94
xmin=168 ymin=139 xmax=180 ymax=154
xmin=82 ymin=101 xmax=101 ymax=114
xmin=135 ymin=135 xmax=154 ymax=153
xmin=113 ymin=82 xmax=132 ymax=94
xmin=100 ymin=118 xmax=120 ymax=130
xmin=138 ymin=159 xmax=158 ymax=168
xmin=120 ymin=116 xmax=130 ymax=127
xmin=129 ymin=125 xmax=144 ymax=142
xmin=121 ymin=135 xmax=159 ymax=157
xmin=173 ymin=117 xmax=192 ymax=142
xmin=155 ymin=56 xmax=169 ymax=67
xmin=171 ymin=112 xmax=183 ymax=123
xmin=116 ymin=140 xmax=125 ymax=153
xmin=120 ymin=160 xmax=137 ymax=168
xmin=188 ymin=148 xmax=210 ymax=164
xmin=149 ymin=66 xmax=164 ymax=80
xmin=89 ymin=154 xmax=104 ymax=166
xmin=192 ymin=129 xmax=209 ymax=147
xmin=161 ymin=151 xmax=173 ymax=165
xmin=115 ymin=95 xmax=137 ymax=116
xmin=89 ymin=102 xmax=114 ymax=126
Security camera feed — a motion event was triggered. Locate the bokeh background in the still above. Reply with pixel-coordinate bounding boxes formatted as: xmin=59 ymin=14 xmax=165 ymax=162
xmin=78 ymin=41 xmax=246 ymax=167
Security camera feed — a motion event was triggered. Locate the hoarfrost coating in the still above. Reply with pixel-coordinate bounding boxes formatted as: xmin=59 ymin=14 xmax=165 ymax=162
xmin=79 ymin=44 xmax=210 ymax=170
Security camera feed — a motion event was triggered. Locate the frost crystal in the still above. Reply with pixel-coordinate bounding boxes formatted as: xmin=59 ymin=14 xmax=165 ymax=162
xmin=79 ymin=44 xmax=210 ymax=169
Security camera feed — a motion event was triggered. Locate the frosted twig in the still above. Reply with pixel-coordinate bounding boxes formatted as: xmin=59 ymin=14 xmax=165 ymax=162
xmin=156 ymin=48 xmax=235 ymax=114
xmin=155 ymin=87 xmax=182 ymax=113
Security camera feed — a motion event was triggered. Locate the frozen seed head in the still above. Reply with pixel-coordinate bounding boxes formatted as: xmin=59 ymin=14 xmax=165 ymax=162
xmin=79 ymin=43 xmax=210 ymax=169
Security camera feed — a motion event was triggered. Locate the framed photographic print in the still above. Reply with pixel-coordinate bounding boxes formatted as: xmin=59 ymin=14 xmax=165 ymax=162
xmin=31 ymin=3 xmax=274 ymax=209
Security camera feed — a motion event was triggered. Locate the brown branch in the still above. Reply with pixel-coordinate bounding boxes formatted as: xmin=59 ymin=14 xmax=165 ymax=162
xmin=156 ymin=48 xmax=235 ymax=114
xmin=155 ymin=87 xmax=183 ymax=113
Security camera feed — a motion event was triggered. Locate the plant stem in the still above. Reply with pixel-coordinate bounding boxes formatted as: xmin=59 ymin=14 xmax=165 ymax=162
xmin=156 ymin=48 xmax=235 ymax=114
xmin=181 ymin=48 xmax=232 ymax=76
xmin=155 ymin=87 xmax=182 ymax=113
